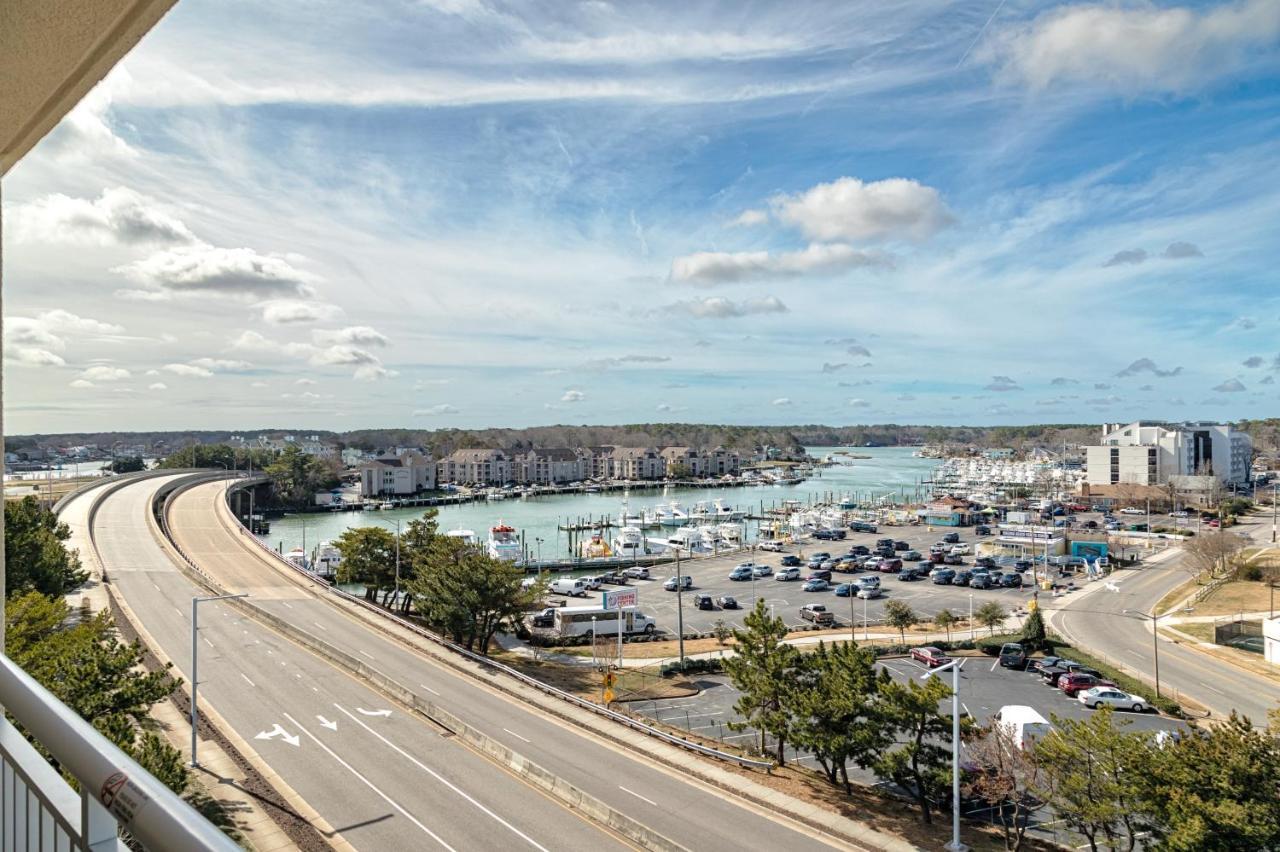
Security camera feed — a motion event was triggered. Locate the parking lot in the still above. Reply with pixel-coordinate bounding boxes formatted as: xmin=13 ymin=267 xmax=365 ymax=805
xmin=551 ymin=523 xmax=1050 ymax=635
xmin=630 ymin=652 xmax=1182 ymax=774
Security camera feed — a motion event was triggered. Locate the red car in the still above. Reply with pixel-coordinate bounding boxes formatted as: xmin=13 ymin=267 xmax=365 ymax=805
xmin=911 ymin=646 xmax=952 ymax=668
xmin=1059 ymin=672 xmax=1116 ymax=697
xmin=1207 ymin=519 xmax=1221 ymax=528
xmin=878 ymin=557 xmax=903 ymax=573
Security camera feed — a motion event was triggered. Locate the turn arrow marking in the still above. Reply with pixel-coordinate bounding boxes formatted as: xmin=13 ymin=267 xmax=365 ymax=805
xmin=254 ymin=724 xmax=300 ymax=747
xmin=356 ymin=708 xmax=392 ymax=717
xmin=316 ymin=716 xmax=338 ymax=731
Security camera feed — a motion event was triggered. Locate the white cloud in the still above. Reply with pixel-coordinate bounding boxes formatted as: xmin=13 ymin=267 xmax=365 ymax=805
xmin=36 ymin=310 xmax=124 ymax=336
xmin=12 ymin=187 xmax=197 ymax=246
xmin=847 ymin=398 xmax=871 ymax=408
xmin=69 ymin=379 xmax=95 ymax=389
xmin=663 ymin=295 xmax=789 ymax=319
xmin=80 ymin=365 xmax=130 ymax=382
xmin=414 ymin=404 xmax=460 ymax=416
xmin=1116 ymin=358 xmax=1182 ymax=378
xmin=148 ymin=382 xmax=168 ymax=391
xmin=728 ymin=209 xmax=768 ymax=227
xmin=231 ymin=330 xmax=393 ymax=381
xmin=162 ymin=363 xmax=214 ymax=377
xmin=770 ymin=176 xmax=954 ymax=243
xmin=4 ymin=310 xmax=125 ymax=369
xmin=585 ymin=354 xmax=672 ymax=370
xmin=521 ymin=31 xmax=805 ymax=64
xmin=1212 ymin=378 xmax=1246 ymax=393
xmin=190 ymin=357 xmax=252 ymax=371
xmin=985 ymin=0 xmax=1280 ymax=94
xmin=561 ymin=389 xmax=585 ymax=402
xmin=295 ymin=378 xmax=317 ymax=386
xmin=257 ymin=299 xmax=342 ymax=325
xmin=114 ymin=245 xmax=319 ymax=300
xmin=670 ymin=243 xmax=890 ymax=284
xmin=312 ymin=326 xmax=390 ymax=347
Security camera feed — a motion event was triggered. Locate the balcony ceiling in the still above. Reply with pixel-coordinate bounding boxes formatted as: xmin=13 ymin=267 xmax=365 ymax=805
xmin=0 ymin=0 xmax=176 ymax=175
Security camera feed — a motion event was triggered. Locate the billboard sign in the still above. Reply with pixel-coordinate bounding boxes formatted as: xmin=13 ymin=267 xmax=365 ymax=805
xmin=603 ymin=588 xmax=638 ymax=609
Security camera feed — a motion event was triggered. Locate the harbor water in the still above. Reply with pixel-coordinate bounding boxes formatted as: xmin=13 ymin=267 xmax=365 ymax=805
xmin=257 ymin=446 xmax=941 ymax=558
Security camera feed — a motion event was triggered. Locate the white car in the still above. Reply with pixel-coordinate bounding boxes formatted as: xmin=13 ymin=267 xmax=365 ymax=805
xmin=856 ymin=586 xmax=882 ymax=600
xmin=776 ymin=566 xmax=802 ymax=581
xmin=581 ymin=575 xmax=603 ymax=590
xmin=758 ymin=541 xmax=784 ymax=552
xmin=1168 ymin=510 xmax=1189 ymax=518
xmin=1078 ymin=686 xmax=1147 ymax=712
xmin=950 ymin=543 xmax=971 ymax=555
xmin=1119 ymin=507 xmax=1144 ymax=515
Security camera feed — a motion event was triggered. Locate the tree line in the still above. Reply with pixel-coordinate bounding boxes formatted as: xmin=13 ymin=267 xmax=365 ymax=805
xmin=722 ymin=599 xmax=1279 ymax=850
xmin=155 ymin=443 xmax=342 ymax=508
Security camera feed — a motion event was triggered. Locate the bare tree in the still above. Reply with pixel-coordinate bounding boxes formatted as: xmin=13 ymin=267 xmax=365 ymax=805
xmin=1181 ymin=530 xmax=1249 ymax=582
xmin=963 ymin=722 xmax=1054 ymax=851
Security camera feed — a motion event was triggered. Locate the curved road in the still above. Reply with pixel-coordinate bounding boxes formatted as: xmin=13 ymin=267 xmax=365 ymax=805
xmin=95 ymin=475 xmax=848 ymax=851
xmin=82 ymin=476 xmax=627 ymax=851
xmin=1047 ymin=519 xmax=1277 ymax=726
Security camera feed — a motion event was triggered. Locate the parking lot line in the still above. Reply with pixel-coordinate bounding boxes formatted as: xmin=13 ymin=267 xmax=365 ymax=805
xmin=990 ymin=659 xmax=999 ymax=672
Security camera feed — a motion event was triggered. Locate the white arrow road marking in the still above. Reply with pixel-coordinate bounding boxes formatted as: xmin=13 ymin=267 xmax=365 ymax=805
xmin=1105 ymin=582 xmax=1120 ymax=593
xmin=282 ymin=712 xmax=456 ymax=850
xmin=357 ymin=708 xmax=392 ymax=717
xmin=333 ymin=705 xmax=549 ymax=851
xmin=316 ymin=716 xmax=338 ymax=731
xmin=254 ymin=724 xmax=300 ymax=747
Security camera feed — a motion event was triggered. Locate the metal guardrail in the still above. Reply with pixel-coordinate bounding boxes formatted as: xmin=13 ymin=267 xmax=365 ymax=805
xmin=0 ymin=654 xmax=238 ymax=852
xmin=166 ymin=475 xmax=773 ymax=771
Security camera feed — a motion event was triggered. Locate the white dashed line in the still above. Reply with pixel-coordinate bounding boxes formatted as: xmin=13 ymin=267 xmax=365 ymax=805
xmin=240 ymin=674 xmax=255 ymax=687
xmin=359 ymin=650 xmax=376 ymax=660
xmin=202 ymin=637 xmax=214 ymax=649
xmin=173 ymin=607 xmax=183 ymax=618
xmin=1199 ymin=681 xmax=1225 ymax=695
xmin=502 ymin=728 xmax=531 ymax=743
xmin=618 ymin=786 xmax=658 ymax=807
xmin=420 ymin=684 xmax=440 ymax=696
xmin=313 ymin=622 xmax=328 ymax=631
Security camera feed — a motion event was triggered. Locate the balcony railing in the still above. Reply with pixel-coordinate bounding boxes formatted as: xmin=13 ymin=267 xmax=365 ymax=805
xmin=0 ymin=653 xmax=238 ymax=851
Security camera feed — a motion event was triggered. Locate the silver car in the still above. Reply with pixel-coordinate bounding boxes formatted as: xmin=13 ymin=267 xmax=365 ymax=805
xmin=1078 ymin=686 xmax=1148 ymax=712
xmin=856 ymin=586 xmax=882 ymax=600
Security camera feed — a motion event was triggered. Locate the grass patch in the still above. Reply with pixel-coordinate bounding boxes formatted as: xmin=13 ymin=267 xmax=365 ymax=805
xmin=1155 ymin=571 xmax=1207 ymax=615
xmin=490 ymin=651 xmax=697 ymax=702
xmin=1169 ymin=622 xmax=1215 ymax=643
xmin=1192 ymin=579 xmax=1279 ymax=617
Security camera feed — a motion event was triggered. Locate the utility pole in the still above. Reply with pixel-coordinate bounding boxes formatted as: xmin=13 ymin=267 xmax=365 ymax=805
xmin=675 ymin=548 xmax=685 ymax=667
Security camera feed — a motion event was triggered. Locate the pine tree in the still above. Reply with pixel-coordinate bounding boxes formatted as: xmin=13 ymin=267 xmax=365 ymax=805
xmin=1021 ymin=606 xmax=1047 ymax=651
xmin=872 ymin=675 xmax=956 ymax=824
xmin=723 ymin=599 xmax=796 ymax=764
xmin=883 ymin=600 xmax=917 ymax=645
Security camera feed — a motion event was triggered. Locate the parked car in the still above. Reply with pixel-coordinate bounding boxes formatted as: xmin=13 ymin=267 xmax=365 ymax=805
xmin=931 ymin=568 xmax=956 ymax=585
xmin=998 ymin=643 xmax=1027 ymax=669
xmin=848 ymin=544 xmax=870 ymax=556
xmin=1014 ymin=559 xmax=1034 ymax=572
xmin=752 ymin=564 xmax=773 ymax=577
xmin=1001 ymin=573 xmax=1023 ymax=588
xmin=800 ymin=603 xmax=835 ymax=624
xmin=1078 ymin=687 xmax=1147 ymax=712
xmin=663 ymin=575 xmax=693 ymax=591
xmin=758 ymin=540 xmax=784 ymax=552
xmin=530 ymin=607 xmax=556 ymax=628
xmin=942 ymin=532 xmax=961 ymax=544
xmin=810 ymin=552 xmax=831 ymax=561
xmin=819 ymin=559 xmax=840 ymax=572
xmin=897 ymin=567 xmax=924 ymax=581
xmin=807 ymin=556 xmax=828 ymax=569
xmin=850 ymin=521 xmax=877 ymax=533
xmin=974 ymin=556 xmax=997 ymax=569
xmin=718 ymin=595 xmax=739 ymax=609
xmin=969 ymin=573 xmax=992 ymax=590
xmin=902 ymin=549 xmax=923 ymax=561
xmin=1028 ymin=655 xmax=1066 ymax=674
xmin=874 ymin=545 xmax=897 ymax=558
xmin=780 ymin=555 xmax=802 ymax=567
xmin=550 ymin=577 xmax=588 ymax=597
xmin=802 ymin=578 xmax=830 ymax=592
xmin=776 ymin=566 xmax=802 ymax=581
xmin=581 ymin=575 xmax=603 ymax=590
xmin=856 ymin=574 xmax=881 ymax=589
xmin=728 ymin=565 xmax=754 ymax=581
xmin=929 ymin=543 xmax=949 ymax=555
xmin=879 ymin=558 xmax=903 ymax=573
xmin=952 ymin=569 xmax=973 ymax=586
xmin=928 ymin=551 xmax=946 ymax=564
xmin=856 ymin=585 xmax=882 ymax=600
xmin=808 ymin=569 xmax=833 ymax=582
xmin=974 ymin=524 xmax=992 ymax=536
xmin=1168 ymin=510 xmax=1189 ymax=518
xmin=1037 ymin=660 xmax=1079 ymax=684
xmin=944 ymin=552 xmax=965 ymax=566
xmin=1082 ymin=520 xmax=1099 ymax=530
xmin=1119 ymin=507 xmax=1144 ymax=515
xmin=834 ymin=583 xmax=856 ymax=597
xmin=693 ymin=594 xmax=715 ymax=611
xmin=864 ymin=556 xmax=884 ymax=571
xmin=986 ymin=570 xmax=1005 ymax=585
xmin=893 ymin=540 xmax=910 ymax=551
xmin=1059 ymin=673 xmax=1117 ymax=697
xmin=950 ymin=543 xmax=971 ymax=555
xmin=876 ymin=538 xmax=895 ymax=548
xmin=910 ymin=646 xmax=952 ymax=667
xmin=623 ymin=566 xmax=650 ymax=580
xmin=814 ymin=528 xmax=846 ymax=540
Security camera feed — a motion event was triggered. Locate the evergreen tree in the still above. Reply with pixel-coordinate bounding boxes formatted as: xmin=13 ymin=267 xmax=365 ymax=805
xmin=883 ymin=600 xmax=917 ymax=644
xmin=872 ymin=675 xmax=957 ymax=824
xmin=975 ymin=601 xmax=1007 ymax=636
xmin=933 ymin=609 xmax=957 ymax=643
xmin=334 ymin=526 xmax=398 ymax=601
xmin=723 ymin=599 xmax=796 ymax=764
xmin=1021 ymin=605 xmax=1047 ymax=651
xmin=4 ymin=497 xmax=87 ymax=598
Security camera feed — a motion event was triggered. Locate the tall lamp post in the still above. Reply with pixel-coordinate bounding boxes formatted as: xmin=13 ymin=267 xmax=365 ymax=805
xmin=675 ymin=547 xmax=686 ymax=668
xmin=191 ymin=593 xmax=249 ymax=767
xmin=921 ymin=657 xmax=967 ymax=852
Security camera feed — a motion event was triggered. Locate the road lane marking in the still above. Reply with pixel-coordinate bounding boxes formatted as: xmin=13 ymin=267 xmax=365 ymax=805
xmin=359 ymin=650 xmax=376 ymax=660
xmin=332 ymin=705 xmax=547 ymax=851
xmin=281 ymin=602 xmax=293 ymax=609
xmin=240 ymin=674 xmax=255 ymax=687
xmin=1127 ymin=650 xmax=1142 ymax=658
xmin=202 ymin=637 xmax=214 ymax=649
xmin=152 ymin=582 xmax=161 ymax=591
xmin=502 ymin=728 xmax=531 ymax=743
xmin=1199 ymin=681 xmax=1225 ymax=695
xmin=313 ymin=621 xmax=328 ymax=631
xmin=284 ymin=712 xmax=456 ymax=851
xmin=173 ymin=607 xmax=183 ymax=618
xmin=618 ymin=786 xmax=658 ymax=807
xmin=420 ymin=684 xmax=440 ymax=696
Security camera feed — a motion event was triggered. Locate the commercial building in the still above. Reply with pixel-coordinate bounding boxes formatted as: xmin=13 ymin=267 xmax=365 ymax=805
xmin=1083 ymin=421 xmax=1252 ymax=487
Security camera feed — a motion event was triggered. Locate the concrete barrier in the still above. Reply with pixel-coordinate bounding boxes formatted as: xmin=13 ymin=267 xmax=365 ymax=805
xmin=155 ymin=475 xmax=690 ymax=852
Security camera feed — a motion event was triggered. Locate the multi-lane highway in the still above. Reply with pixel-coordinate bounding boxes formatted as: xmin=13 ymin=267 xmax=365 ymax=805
xmin=84 ymin=474 xmax=850 ymax=851
xmin=1047 ymin=519 xmax=1278 ymax=726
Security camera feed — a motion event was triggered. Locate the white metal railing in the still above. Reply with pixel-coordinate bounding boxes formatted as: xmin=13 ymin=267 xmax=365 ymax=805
xmin=0 ymin=653 xmax=238 ymax=852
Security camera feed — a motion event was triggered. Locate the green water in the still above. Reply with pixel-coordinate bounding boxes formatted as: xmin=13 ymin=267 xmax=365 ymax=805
xmin=259 ymin=446 xmax=940 ymax=557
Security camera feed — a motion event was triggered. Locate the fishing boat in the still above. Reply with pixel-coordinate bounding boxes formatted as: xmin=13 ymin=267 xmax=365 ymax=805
xmin=612 ymin=525 xmax=648 ymax=557
xmin=444 ymin=528 xmax=477 ymax=546
xmin=711 ymin=498 xmax=744 ymax=520
xmin=486 ymin=523 xmax=522 ymax=562
xmin=618 ymin=498 xmax=645 ymax=528
xmin=579 ymin=533 xmax=612 ymax=559
xmin=284 ymin=547 xmax=310 ymax=571
xmin=312 ymin=541 xmax=341 ymax=577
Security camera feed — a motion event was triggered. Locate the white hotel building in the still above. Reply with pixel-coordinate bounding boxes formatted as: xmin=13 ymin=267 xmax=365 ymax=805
xmin=1083 ymin=421 xmax=1252 ymax=487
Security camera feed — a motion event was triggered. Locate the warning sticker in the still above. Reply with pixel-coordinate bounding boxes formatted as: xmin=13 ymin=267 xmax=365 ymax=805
xmin=99 ymin=769 xmax=152 ymax=824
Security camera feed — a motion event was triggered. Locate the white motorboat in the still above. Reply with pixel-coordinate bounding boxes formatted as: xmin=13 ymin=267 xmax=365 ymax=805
xmin=284 ymin=547 xmax=310 ymax=571
xmin=613 ymin=526 xmax=648 ymax=556
xmin=312 ymin=541 xmax=341 ymax=576
xmin=712 ymin=498 xmax=744 ymax=520
xmin=486 ymin=489 xmax=506 ymax=501
xmin=444 ymin=528 xmax=477 ymax=547
xmin=661 ymin=526 xmax=709 ymax=553
xmin=618 ymin=498 xmax=645 ymax=528
xmin=486 ymin=523 xmax=522 ymax=562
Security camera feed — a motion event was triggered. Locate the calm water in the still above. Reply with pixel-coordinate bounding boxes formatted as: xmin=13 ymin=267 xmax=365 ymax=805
xmin=260 ymin=446 xmax=940 ymax=558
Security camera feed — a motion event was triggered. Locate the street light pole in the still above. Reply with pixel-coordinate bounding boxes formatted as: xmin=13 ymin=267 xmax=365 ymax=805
xmin=922 ymin=658 xmax=967 ymax=852
xmin=191 ymin=593 xmax=249 ymax=767
xmin=676 ymin=548 xmax=685 ymax=667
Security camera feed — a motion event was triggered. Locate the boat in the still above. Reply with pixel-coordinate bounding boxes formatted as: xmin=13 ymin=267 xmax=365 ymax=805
xmin=486 ymin=523 xmax=522 ymax=562
xmin=711 ymin=498 xmax=744 ymax=520
xmin=444 ymin=528 xmax=477 ymax=546
xmin=655 ymin=501 xmax=689 ymax=527
xmin=579 ymin=533 xmax=612 ymax=559
xmin=284 ymin=547 xmax=310 ymax=571
xmin=613 ymin=526 xmax=648 ymax=556
xmin=618 ymin=498 xmax=645 ymax=528
xmin=312 ymin=541 xmax=341 ymax=576
xmin=660 ymin=526 xmax=709 ymax=554
xmin=486 ymin=489 xmax=506 ymax=501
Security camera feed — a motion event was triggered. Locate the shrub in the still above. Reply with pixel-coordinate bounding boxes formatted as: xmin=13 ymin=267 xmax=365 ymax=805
xmin=660 ymin=657 xmax=723 ymax=677
xmin=1241 ymin=564 xmax=1264 ymax=582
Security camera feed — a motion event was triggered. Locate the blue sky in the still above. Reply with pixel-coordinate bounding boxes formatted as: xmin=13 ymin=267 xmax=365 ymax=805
xmin=4 ymin=0 xmax=1280 ymax=433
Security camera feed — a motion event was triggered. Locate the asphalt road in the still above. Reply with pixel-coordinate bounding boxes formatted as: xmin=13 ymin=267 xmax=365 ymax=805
xmin=1045 ymin=519 xmax=1279 ymax=726
xmin=162 ymin=478 xmax=844 ymax=851
xmin=85 ymin=476 xmax=621 ymax=851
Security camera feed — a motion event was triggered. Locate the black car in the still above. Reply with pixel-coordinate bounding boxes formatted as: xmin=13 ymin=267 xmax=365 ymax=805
xmin=897 ymin=567 xmax=924 ymax=581
xmin=952 ymin=569 xmax=973 ymax=586
xmin=974 ymin=556 xmax=997 ymax=569
xmin=530 ymin=607 xmax=556 ymax=628
xmin=1038 ymin=662 xmax=1078 ymax=684
xmin=850 ymin=521 xmax=877 ymax=533
xmin=808 ymin=569 xmax=833 ymax=582
xmin=814 ymin=529 xmax=846 ymax=540
xmin=999 ymin=642 xmax=1027 ymax=669
xmin=1083 ymin=520 xmax=1099 ymax=529
xmin=942 ymin=532 xmax=961 ymax=544
xmin=1014 ymin=559 xmax=1034 ymax=572
xmin=974 ymin=524 xmax=992 ymax=536
xmin=876 ymin=538 xmax=895 ymax=548
xmin=875 ymin=545 xmax=896 ymax=558
xmin=969 ymin=573 xmax=992 ymax=590
xmin=893 ymin=540 xmax=910 ymax=551
xmin=694 ymin=594 xmax=715 ymax=610
xmin=848 ymin=544 xmax=870 ymax=556
xmin=1001 ymin=573 xmax=1023 ymax=588
xmin=931 ymin=568 xmax=956 ymax=585
xmin=1029 ymin=655 xmax=1065 ymax=673
xmin=781 ymin=554 xmax=802 ymax=567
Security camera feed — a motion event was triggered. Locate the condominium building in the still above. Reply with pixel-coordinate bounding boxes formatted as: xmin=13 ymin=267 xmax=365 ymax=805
xmin=437 ymin=448 xmax=512 ymax=485
xmin=1083 ymin=421 xmax=1252 ymax=486
xmin=360 ymin=451 xmax=436 ymax=496
xmin=515 ymin=448 xmax=586 ymax=484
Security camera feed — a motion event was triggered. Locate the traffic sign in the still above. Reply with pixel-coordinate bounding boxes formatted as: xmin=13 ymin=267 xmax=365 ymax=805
xmin=603 ymin=588 xmax=638 ymax=609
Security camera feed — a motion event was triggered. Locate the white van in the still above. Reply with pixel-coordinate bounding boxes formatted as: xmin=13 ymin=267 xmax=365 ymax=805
xmin=993 ymin=705 xmax=1051 ymax=750
xmin=550 ymin=577 xmax=587 ymax=597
